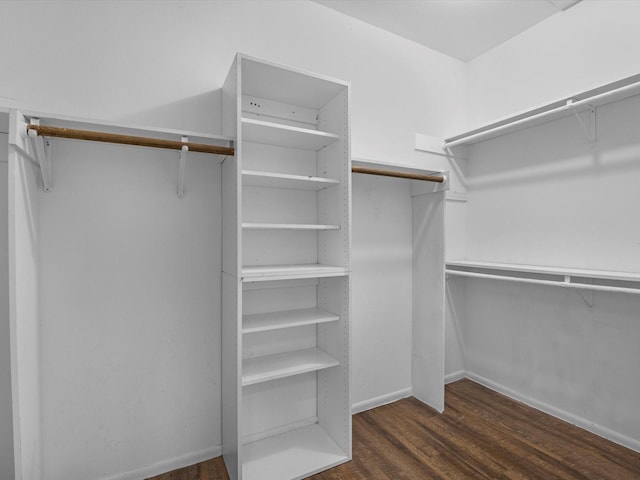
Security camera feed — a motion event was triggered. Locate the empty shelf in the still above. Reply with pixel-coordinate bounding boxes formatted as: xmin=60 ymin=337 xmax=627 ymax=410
xmin=243 ymin=307 xmax=340 ymax=334
xmin=242 ymin=170 xmax=340 ymax=190
xmin=242 ymin=118 xmax=340 ymax=151
xmin=243 ymin=423 xmax=348 ymax=480
xmin=242 ymin=347 xmax=339 ymax=386
xmin=242 ymin=222 xmax=340 ymax=230
xmin=446 ymin=260 xmax=640 ymax=283
xmin=446 ymin=260 xmax=640 ymax=295
xmin=242 ymin=264 xmax=349 ymax=282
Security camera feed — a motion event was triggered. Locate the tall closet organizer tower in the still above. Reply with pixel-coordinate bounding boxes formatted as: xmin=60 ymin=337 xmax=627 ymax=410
xmin=221 ymin=55 xmax=351 ymax=480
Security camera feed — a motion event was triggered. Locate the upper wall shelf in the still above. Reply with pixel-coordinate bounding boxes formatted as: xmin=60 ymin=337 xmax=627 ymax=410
xmin=443 ymin=73 xmax=640 ymax=148
xmin=21 ymin=109 xmax=232 ymax=146
xmin=241 ymin=118 xmax=340 ymax=151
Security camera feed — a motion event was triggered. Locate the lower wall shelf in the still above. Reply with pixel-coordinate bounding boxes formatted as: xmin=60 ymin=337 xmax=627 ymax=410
xmin=243 ymin=423 xmax=348 ymax=480
xmin=446 ymin=260 xmax=640 ymax=295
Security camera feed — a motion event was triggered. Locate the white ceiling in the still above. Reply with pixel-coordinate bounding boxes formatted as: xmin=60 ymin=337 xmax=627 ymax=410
xmin=313 ymin=0 xmax=581 ymax=62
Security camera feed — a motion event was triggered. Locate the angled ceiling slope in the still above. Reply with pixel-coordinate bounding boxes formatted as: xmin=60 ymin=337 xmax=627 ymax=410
xmin=313 ymin=0 xmax=581 ymax=62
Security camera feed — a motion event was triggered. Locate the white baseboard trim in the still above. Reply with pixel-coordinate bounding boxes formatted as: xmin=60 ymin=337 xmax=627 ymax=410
xmin=98 ymin=445 xmax=222 ymax=480
xmin=465 ymin=371 xmax=640 ymax=453
xmin=352 ymin=387 xmax=413 ymax=414
xmin=445 ymin=369 xmax=466 ymax=384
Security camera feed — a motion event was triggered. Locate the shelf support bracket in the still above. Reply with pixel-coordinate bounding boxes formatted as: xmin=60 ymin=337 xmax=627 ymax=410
xmin=177 ymin=136 xmax=187 ymax=199
xmin=575 ymin=288 xmax=595 ymax=309
xmin=563 ymin=274 xmax=594 ymax=308
xmin=27 ymin=118 xmax=53 ymax=192
xmin=567 ymin=99 xmax=596 ymax=143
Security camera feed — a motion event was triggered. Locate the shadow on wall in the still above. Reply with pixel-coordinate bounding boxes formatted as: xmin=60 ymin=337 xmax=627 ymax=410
xmin=115 ymin=90 xmax=223 ymax=135
xmin=467 ymin=97 xmax=640 ymax=191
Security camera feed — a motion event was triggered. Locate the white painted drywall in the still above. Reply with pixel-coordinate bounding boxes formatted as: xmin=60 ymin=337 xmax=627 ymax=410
xmin=449 ymin=0 xmax=640 ymax=451
xmin=36 ymin=140 xmax=221 ymax=480
xmin=351 ymin=175 xmax=413 ymax=410
xmin=0 ymin=135 xmax=15 ymax=480
xmin=466 ymin=0 xmax=640 ymax=131
xmin=0 ymin=2 xmax=468 ymax=478
xmin=457 ymin=278 xmax=640 ymax=451
xmin=459 ymin=88 xmax=640 ymax=450
xmin=0 ymin=0 xmax=467 ymax=169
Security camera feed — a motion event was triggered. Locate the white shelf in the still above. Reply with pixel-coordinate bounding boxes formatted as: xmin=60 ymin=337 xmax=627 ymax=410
xmin=242 ymin=264 xmax=349 ymax=282
xmin=446 ymin=260 xmax=640 ymax=283
xmin=241 ymin=118 xmax=340 ymax=151
xmin=446 ymin=260 xmax=640 ymax=295
xmin=243 ymin=308 xmax=340 ymax=334
xmin=21 ymin=108 xmax=233 ymax=144
xmin=352 ymin=157 xmax=444 ymax=178
xmin=242 ymin=347 xmax=339 ymax=387
xmin=242 ymin=222 xmax=340 ymax=231
xmin=443 ymin=73 xmax=640 ymax=147
xmin=243 ymin=423 xmax=348 ymax=480
xmin=242 ymin=170 xmax=339 ymax=191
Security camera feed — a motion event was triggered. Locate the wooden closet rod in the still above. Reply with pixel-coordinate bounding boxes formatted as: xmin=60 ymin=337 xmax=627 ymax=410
xmin=26 ymin=124 xmax=235 ymax=156
xmin=352 ymin=166 xmax=444 ymax=183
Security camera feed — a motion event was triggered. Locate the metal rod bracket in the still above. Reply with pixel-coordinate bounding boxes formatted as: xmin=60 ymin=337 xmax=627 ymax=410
xmin=567 ymin=99 xmax=596 ymax=142
xmin=27 ymin=118 xmax=53 ymax=192
xmin=177 ymin=136 xmax=187 ymax=199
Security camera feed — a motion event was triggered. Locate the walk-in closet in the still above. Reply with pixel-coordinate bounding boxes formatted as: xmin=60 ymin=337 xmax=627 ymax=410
xmin=2 ymin=1 xmax=640 ymax=479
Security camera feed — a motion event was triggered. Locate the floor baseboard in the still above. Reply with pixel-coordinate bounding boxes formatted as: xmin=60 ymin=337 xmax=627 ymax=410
xmin=352 ymin=387 xmax=413 ymax=414
xmin=465 ymin=371 xmax=640 ymax=454
xmin=98 ymin=445 xmax=222 ymax=480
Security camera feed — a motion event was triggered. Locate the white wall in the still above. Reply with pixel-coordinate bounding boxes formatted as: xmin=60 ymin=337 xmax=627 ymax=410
xmin=458 ymin=13 xmax=640 ymax=449
xmin=0 ymin=0 xmax=466 ymax=165
xmin=0 ymin=1 xmax=467 ymax=478
xmin=36 ymin=141 xmax=221 ymax=480
xmin=0 ymin=134 xmax=15 ymax=480
xmin=351 ymin=175 xmax=413 ymax=410
xmin=466 ymin=0 xmax=640 ymax=131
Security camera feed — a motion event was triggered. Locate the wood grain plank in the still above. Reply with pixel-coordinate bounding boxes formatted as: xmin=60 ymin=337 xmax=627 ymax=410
xmin=148 ymin=380 xmax=640 ymax=480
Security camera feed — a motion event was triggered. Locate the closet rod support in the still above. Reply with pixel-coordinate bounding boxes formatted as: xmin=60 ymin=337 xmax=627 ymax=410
xmin=26 ymin=124 xmax=235 ymax=156
xmin=567 ymin=99 xmax=596 ymax=142
xmin=352 ymin=166 xmax=445 ymax=183
xmin=177 ymin=137 xmax=187 ymax=199
xmin=27 ymin=119 xmax=53 ymax=192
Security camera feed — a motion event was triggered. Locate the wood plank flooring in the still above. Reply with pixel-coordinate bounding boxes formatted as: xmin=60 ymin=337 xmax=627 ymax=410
xmin=147 ymin=379 xmax=640 ymax=480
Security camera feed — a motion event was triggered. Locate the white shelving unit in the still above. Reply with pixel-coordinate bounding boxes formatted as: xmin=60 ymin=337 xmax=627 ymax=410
xmin=222 ymin=54 xmax=351 ymax=480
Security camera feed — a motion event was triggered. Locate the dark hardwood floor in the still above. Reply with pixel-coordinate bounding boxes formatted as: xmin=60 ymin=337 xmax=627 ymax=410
xmin=147 ymin=379 xmax=640 ymax=480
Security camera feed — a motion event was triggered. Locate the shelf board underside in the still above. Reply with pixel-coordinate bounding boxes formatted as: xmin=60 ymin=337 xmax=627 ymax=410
xmin=243 ymin=307 xmax=340 ymax=334
xmin=242 ymin=170 xmax=340 ymax=191
xmin=242 ymin=118 xmax=339 ymax=151
xmin=242 ymin=347 xmax=339 ymax=386
xmin=242 ymin=264 xmax=349 ymax=282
